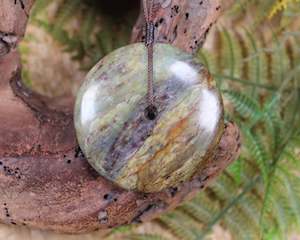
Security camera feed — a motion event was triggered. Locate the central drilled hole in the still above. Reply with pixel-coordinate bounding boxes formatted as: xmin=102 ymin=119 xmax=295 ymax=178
xmin=145 ymin=105 xmax=158 ymax=120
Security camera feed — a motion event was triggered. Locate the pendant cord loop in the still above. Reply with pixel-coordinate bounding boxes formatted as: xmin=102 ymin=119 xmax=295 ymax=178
xmin=143 ymin=0 xmax=156 ymax=115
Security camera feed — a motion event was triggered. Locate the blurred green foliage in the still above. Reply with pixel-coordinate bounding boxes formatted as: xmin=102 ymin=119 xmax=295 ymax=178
xmin=30 ymin=0 xmax=137 ymax=70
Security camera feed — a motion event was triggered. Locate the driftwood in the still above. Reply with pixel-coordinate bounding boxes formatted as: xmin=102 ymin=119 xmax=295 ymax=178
xmin=0 ymin=0 xmax=240 ymax=234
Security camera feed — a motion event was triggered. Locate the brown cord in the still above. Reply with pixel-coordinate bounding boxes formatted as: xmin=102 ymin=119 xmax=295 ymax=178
xmin=142 ymin=0 xmax=157 ymax=120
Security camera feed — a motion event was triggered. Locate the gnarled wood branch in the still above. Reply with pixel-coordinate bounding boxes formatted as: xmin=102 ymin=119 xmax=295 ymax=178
xmin=0 ymin=0 xmax=240 ymax=234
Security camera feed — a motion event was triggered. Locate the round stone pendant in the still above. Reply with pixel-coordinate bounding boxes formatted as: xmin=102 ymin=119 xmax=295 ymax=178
xmin=74 ymin=43 xmax=224 ymax=193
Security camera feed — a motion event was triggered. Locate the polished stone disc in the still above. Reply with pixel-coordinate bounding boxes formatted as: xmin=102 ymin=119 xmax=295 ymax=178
xmin=74 ymin=43 xmax=224 ymax=193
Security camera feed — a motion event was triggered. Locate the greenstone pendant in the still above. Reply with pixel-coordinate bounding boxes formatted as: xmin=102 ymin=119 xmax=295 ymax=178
xmin=74 ymin=43 xmax=224 ymax=193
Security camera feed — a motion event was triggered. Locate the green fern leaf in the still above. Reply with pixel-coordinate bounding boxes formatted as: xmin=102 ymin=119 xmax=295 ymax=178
xmin=224 ymin=90 xmax=262 ymax=120
xmin=243 ymin=129 xmax=270 ymax=182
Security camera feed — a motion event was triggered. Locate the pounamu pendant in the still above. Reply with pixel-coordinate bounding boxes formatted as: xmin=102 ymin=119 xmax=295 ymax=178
xmin=74 ymin=43 xmax=224 ymax=193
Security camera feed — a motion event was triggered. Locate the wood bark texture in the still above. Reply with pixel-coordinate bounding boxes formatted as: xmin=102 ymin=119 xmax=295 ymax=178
xmin=0 ymin=0 xmax=240 ymax=234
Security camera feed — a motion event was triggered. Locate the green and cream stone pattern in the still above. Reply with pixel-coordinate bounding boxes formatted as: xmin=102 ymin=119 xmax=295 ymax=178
xmin=74 ymin=43 xmax=224 ymax=193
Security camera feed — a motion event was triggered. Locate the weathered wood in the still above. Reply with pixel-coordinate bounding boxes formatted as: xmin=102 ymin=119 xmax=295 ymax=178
xmin=131 ymin=0 xmax=222 ymax=52
xmin=0 ymin=0 xmax=239 ymax=234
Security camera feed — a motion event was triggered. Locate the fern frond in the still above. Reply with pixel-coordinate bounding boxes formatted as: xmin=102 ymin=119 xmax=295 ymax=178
xmin=278 ymin=167 xmax=300 ymax=226
xmin=226 ymin=157 xmax=243 ymax=183
xmin=179 ymin=200 xmax=216 ymax=224
xmin=158 ymin=212 xmax=199 ymax=240
xmin=268 ymin=0 xmax=300 ymax=18
xmin=224 ymin=206 xmax=259 ymax=240
xmin=243 ymin=129 xmax=270 ymax=182
xmin=224 ymin=90 xmax=262 ymax=120
xmin=243 ymin=29 xmax=266 ymax=97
